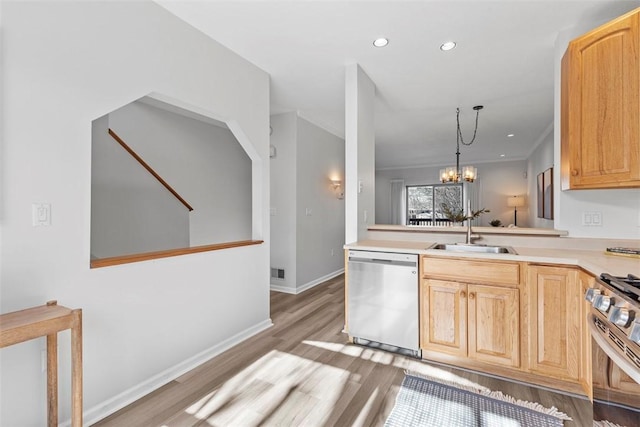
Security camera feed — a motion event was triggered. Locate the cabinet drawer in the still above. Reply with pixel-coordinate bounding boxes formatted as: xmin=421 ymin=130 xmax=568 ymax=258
xmin=422 ymin=257 xmax=520 ymax=286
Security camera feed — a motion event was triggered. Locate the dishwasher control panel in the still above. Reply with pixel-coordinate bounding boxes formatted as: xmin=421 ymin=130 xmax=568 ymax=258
xmin=348 ymin=250 xmax=418 ymax=265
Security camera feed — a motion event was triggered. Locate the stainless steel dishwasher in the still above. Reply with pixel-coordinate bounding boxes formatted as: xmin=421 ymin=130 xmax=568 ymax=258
xmin=347 ymin=250 xmax=420 ymax=357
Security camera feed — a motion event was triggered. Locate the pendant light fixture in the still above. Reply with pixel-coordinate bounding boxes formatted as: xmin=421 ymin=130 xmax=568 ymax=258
xmin=440 ymin=105 xmax=483 ymax=183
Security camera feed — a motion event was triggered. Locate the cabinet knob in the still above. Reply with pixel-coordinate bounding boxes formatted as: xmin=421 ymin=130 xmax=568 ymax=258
xmin=571 ymin=169 xmax=579 ymax=176
xmin=469 ymin=292 xmax=475 ymax=300
xmin=460 ymin=291 xmax=466 ymax=298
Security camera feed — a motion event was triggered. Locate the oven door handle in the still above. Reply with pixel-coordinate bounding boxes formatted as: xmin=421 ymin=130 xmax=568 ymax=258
xmin=589 ymin=314 xmax=640 ymax=385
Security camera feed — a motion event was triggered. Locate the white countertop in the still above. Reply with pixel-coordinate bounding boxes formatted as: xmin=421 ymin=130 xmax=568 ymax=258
xmin=345 ymin=239 xmax=640 ymax=278
xmin=368 ymin=224 xmax=569 ymax=236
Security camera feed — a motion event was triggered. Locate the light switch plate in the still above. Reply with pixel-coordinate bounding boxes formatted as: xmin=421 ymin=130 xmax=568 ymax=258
xmin=582 ymin=211 xmax=602 ymax=227
xmin=32 ymin=203 xmax=51 ymax=226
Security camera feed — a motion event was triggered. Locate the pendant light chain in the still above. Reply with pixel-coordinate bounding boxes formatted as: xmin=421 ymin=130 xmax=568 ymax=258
xmin=457 ymin=106 xmax=482 ymax=146
xmin=440 ymin=105 xmax=483 ymax=184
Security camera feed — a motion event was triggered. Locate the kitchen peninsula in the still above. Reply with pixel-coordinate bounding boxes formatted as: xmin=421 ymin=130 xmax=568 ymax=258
xmin=351 ymin=225 xmax=640 ymax=278
xmin=344 ymin=227 xmax=640 ymax=399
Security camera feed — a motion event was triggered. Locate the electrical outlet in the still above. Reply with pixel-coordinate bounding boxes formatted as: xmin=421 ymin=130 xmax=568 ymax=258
xmin=331 ymin=248 xmax=335 ymax=256
xmin=305 ymin=208 xmax=312 ymax=216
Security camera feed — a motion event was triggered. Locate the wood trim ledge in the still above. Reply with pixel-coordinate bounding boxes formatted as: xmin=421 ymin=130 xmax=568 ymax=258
xmin=90 ymin=240 xmax=264 ymax=268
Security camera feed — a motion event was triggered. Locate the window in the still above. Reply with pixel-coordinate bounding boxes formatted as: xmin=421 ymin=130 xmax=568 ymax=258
xmin=406 ymin=183 xmax=463 ymax=225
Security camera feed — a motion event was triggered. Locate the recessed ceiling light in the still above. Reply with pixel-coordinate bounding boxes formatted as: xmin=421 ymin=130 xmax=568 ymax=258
xmin=373 ymin=38 xmax=389 ymax=48
xmin=500 ymin=154 xmax=506 ymax=157
xmin=440 ymin=41 xmax=456 ymax=51
xmin=507 ymin=133 xmax=514 ymax=138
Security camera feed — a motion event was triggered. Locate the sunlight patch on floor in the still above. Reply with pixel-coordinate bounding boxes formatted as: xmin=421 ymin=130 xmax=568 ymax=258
xmin=183 ymin=349 xmax=348 ymax=426
xmin=421 ymin=394 xmax=475 ymax=424
xmin=482 ymin=412 xmax=523 ymax=426
xmin=352 ymin=386 xmax=380 ymax=427
xmin=303 ymin=339 xmax=486 ymax=391
xmin=303 ymin=340 xmax=392 ymax=365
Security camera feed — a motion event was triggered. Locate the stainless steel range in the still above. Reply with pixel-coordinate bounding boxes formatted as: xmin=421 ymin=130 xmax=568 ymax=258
xmin=585 ymin=273 xmax=640 ymax=426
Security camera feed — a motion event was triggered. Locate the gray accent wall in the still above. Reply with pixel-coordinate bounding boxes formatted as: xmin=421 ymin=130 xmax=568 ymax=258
xmin=91 ymin=114 xmax=190 ymax=258
xmin=107 ymin=100 xmax=252 ymax=248
xmin=270 ymin=113 xmax=345 ymax=293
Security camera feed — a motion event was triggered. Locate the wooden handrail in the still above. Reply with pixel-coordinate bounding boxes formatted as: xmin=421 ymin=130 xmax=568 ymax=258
xmin=108 ymin=128 xmax=194 ymax=211
xmin=90 ymin=239 xmax=264 ymax=268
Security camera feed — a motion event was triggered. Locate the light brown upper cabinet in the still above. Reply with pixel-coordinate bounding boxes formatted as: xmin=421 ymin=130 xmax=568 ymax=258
xmin=561 ymin=8 xmax=640 ymax=189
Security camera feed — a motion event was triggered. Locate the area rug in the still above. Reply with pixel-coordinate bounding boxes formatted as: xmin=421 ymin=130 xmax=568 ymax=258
xmin=385 ymin=372 xmax=572 ymax=427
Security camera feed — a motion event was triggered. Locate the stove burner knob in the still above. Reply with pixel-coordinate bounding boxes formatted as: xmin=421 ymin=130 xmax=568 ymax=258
xmin=593 ymin=295 xmax=613 ymax=313
xmin=630 ymin=321 xmax=640 ymax=345
xmin=584 ymin=288 xmax=601 ymax=303
xmin=609 ymin=306 xmax=631 ymax=328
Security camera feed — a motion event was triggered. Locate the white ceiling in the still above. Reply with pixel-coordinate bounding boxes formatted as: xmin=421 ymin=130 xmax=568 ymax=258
xmin=158 ymin=0 xmax=639 ymax=169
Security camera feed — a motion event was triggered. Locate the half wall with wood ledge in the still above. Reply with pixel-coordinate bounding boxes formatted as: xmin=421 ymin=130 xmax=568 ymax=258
xmin=91 ymin=94 xmax=258 ymax=267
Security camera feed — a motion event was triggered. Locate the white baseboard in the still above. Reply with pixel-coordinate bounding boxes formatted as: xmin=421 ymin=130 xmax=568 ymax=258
xmin=269 ymin=283 xmax=297 ymax=294
xmin=270 ymin=268 xmax=344 ymax=295
xmin=296 ymin=268 xmax=344 ymax=294
xmin=73 ymin=319 xmax=273 ymax=427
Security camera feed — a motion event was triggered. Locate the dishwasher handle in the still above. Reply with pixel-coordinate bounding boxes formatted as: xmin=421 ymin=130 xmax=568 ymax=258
xmin=349 ymin=258 xmax=417 ymax=268
xmin=348 ymin=250 xmax=418 ymax=268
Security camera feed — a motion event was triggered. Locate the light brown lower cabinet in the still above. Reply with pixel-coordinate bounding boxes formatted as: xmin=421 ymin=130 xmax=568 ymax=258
xmin=420 ymin=256 xmax=592 ymax=396
xmin=527 ymin=265 xmax=581 ymax=382
xmin=421 ymin=278 xmax=520 ymax=369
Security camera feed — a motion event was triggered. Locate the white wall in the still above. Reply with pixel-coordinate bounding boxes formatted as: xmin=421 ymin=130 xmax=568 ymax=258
xmin=553 ymin=7 xmax=640 ymax=240
xmin=477 ymin=161 xmax=529 ymax=227
xmin=527 ymin=130 xmax=555 ymax=229
xmin=345 ymin=64 xmax=376 ymax=243
xmin=269 ymin=113 xmax=345 ymax=293
xmin=91 ymin=114 xmax=190 ymax=258
xmin=376 ymin=160 xmax=529 ymax=227
xmin=296 ymin=117 xmax=345 ymax=289
xmin=0 ymin=2 xmax=270 ymax=426
xmin=108 ymin=100 xmax=252 ymax=247
xmin=269 ymin=113 xmax=298 ymax=292
xmin=375 ymin=174 xmax=392 ymax=225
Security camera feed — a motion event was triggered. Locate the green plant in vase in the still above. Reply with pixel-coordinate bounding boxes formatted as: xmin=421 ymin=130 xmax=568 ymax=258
xmin=441 ymin=203 xmax=490 ymax=224
xmin=490 ymin=219 xmax=502 ymax=227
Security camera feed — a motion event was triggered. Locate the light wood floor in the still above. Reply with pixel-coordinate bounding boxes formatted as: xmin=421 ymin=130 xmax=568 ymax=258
xmin=93 ymin=275 xmax=591 ymax=426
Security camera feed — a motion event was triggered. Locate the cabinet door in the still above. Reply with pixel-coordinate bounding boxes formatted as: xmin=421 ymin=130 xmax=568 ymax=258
xmin=528 ymin=266 xmax=581 ymax=380
xmin=561 ymin=9 xmax=640 ymax=189
xmin=420 ymin=279 xmax=467 ymax=357
xmin=468 ymin=284 xmax=520 ymax=368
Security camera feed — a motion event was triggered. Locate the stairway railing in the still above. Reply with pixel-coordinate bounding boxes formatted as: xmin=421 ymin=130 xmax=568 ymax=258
xmin=108 ymin=128 xmax=193 ymax=211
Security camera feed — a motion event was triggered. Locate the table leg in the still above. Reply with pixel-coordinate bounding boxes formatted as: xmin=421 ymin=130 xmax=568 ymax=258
xmin=71 ymin=309 xmax=83 ymax=427
xmin=47 ymin=333 xmax=58 ymax=427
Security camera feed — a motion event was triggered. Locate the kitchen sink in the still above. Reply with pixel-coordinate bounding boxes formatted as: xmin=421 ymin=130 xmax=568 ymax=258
xmin=429 ymin=243 xmax=517 ymax=254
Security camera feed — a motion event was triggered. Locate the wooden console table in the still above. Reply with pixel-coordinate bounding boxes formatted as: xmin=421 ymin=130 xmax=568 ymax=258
xmin=0 ymin=301 xmax=82 ymax=426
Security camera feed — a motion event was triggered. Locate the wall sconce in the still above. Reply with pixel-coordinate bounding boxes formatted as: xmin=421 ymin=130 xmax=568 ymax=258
xmin=331 ymin=180 xmax=344 ymax=200
xmin=507 ymin=195 xmax=525 ymax=226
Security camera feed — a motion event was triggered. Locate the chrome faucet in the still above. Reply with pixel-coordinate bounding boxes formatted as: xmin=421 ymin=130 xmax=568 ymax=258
xmin=465 ymin=199 xmax=480 ymax=244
